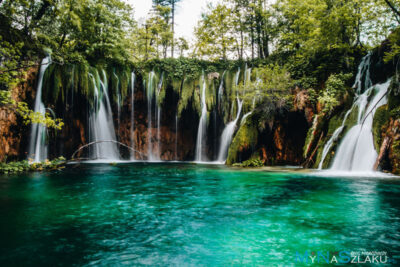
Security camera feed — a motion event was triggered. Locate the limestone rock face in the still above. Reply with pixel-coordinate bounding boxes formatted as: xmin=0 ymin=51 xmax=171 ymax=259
xmin=293 ymin=88 xmax=315 ymax=124
xmin=0 ymin=67 xmax=38 ymax=161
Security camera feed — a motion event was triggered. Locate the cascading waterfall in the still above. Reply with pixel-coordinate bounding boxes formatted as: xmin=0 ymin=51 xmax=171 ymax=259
xmin=217 ymin=98 xmax=243 ymax=162
xmin=218 ymin=70 xmax=226 ymax=108
xmin=329 ymin=80 xmax=390 ymax=172
xmin=113 ymin=72 xmax=122 ymax=129
xmin=318 ymin=53 xmax=388 ymax=172
xmin=146 ymin=71 xmax=156 ymax=160
xmin=318 ymin=106 xmax=354 ymax=169
xmin=353 ymin=52 xmax=372 ymax=94
xmin=244 ymin=64 xmax=252 ymax=85
xmin=28 ymin=56 xmax=51 ymax=162
xmin=318 ymin=54 xmax=373 ymax=169
xmin=88 ymin=72 xmax=120 ymax=160
xmin=235 ymin=67 xmax=241 ymax=88
xmin=195 ymin=73 xmax=208 ymax=162
xmin=130 ymin=72 xmax=136 ymax=160
xmin=156 ymin=73 xmax=164 ymax=159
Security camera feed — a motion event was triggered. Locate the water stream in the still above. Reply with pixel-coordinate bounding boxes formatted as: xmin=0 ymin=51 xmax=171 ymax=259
xmin=195 ymin=74 xmax=208 ymax=162
xmin=130 ymin=72 xmax=136 ymax=160
xmin=217 ymin=98 xmax=243 ymax=162
xmin=88 ymin=72 xmax=120 ymax=160
xmin=330 ymin=80 xmax=390 ymax=172
xmin=28 ymin=56 xmax=51 ymax=163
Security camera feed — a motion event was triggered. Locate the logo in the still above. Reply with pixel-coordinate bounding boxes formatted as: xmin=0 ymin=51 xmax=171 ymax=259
xmin=295 ymin=251 xmax=396 ymax=264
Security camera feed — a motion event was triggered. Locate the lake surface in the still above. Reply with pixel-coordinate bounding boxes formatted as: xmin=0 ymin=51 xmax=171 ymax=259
xmin=0 ymin=163 xmax=400 ymax=266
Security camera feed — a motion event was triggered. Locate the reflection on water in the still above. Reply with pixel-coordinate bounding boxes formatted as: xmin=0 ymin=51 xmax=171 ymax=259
xmin=0 ymin=164 xmax=400 ymax=266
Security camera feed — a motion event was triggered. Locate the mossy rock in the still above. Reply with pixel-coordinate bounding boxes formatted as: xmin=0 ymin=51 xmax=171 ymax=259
xmin=313 ymin=113 xmax=343 ymax=168
xmin=232 ymin=156 xmax=264 ymax=167
xmin=373 ymin=104 xmax=389 ymax=151
xmin=303 ymin=114 xmax=325 ymax=158
xmin=226 ymin=116 xmax=258 ymax=165
xmin=311 ymin=103 xmax=360 ymax=169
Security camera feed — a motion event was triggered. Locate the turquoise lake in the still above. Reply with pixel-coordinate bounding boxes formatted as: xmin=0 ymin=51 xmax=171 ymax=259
xmin=0 ymin=163 xmax=400 ymax=266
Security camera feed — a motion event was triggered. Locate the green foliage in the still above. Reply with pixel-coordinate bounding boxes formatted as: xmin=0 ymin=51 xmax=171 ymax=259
xmin=307 ymin=88 xmax=318 ymax=105
xmin=0 ymin=157 xmax=66 ymax=174
xmin=276 ymin=0 xmax=395 ymax=56
xmin=194 ymin=4 xmax=236 ymax=60
xmin=384 ymin=28 xmax=400 ymax=63
xmin=318 ymin=73 xmax=352 ymax=114
xmin=233 ymin=157 xmax=264 ymax=167
xmin=0 ymin=37 xmax=26 ymax=91
xmin=0 ymin=0 xmax=135 ymax=65
xmin=16 ymin=101 xmax=64 ymax=130
xmin=236 ymin=63 xmax=294 ymax=128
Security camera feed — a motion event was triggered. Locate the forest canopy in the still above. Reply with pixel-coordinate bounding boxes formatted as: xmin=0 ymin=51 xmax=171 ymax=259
xmin=0 ymin=0 xmax=399 ymax=91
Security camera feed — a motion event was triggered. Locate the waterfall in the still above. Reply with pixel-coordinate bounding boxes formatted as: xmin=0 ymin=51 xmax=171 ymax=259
xmin=218 ymin=70 xmax=226 ymax=108
xmin=156 ymin=73 xmax=163 ymax=160
xmin=113 ymin=72 xmax=121 ymax=130
xmin=195 ymin=74 xmax=208 ymax=162
xmin=88 ymin=72 xmax=120 ymax=160
xmin=217 ymin=98 xmax=243 ymax=162
xmin=130 ymin=72 xmax=136 ymax=160
xmin=244 ymin=64 xmax=252 ymax=85
xmin=353 ymin=52 xmax=372 ymax=94
xmin=329 ymin=80 xmax=390 ymax=172
xmin=146 ymin=71 xmax=155 ymax=160
xmin=28 ymin=56 xmax=51 ymax=163
xmin=319 ymin=53 xmax=387 ymax=172
xmin=235 ymin=67 xmax=241 ymax=87
xmin=318 ymin=106 xmax=354 ymax=169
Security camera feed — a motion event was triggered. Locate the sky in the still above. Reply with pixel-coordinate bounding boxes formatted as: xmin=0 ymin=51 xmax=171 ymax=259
xmin=126 ymin=0 xmax=214 ymax=42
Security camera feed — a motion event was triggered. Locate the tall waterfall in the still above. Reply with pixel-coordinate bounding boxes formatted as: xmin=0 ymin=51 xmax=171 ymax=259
xmin=28 ymin=56 xmax=51 ymax=162
xmin=146 ymin=71 xmax=156 ymax=160
xmin=130 ymin=72 xmax=136 ymax=160
xmin=218 ymin=70 xmax=226 ymax=108
xmin=156 ymin=73 xmax=163 ymax=159
xmin=195 ymin=74 xmax=208 ymax=162
xmin=318 ymin=53 xmax=390 ymax=172
xmin=353 ymin=52 xmax=372 ymax=94
xmin=318 ymin=106 xmax=354 ymax=169
xmin=217 ymin=98 xmax=243 ymax=162
xmin=113 ymin=72 xmax=122 ymax=129
xmin=330 ymin=80 xmax=390 ymax=172
xmin=88 ymin=72 xmax=120 ymax=160
xmin=235 ymin=67 xmax=241 ymax=87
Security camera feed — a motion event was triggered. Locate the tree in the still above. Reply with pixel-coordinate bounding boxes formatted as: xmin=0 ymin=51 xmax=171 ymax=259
xmin=177 ymin=37 xmax=189 ymax=57
xmin=153 ymin=0 xmax=182 ymax=57
xmin=194 ymin=4 xmax=236 ymax=60
xmin=383 ymin=0 xmax=400 ymax=23
xmin=275 ymin=0 xmax=396 ymax=56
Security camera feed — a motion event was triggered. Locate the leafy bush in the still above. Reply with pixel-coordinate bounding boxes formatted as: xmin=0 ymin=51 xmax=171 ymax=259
xmin=318 ymin=73 xmax=352 ymax=114
xmin=0 ymin=157 xmax=66 ymax=174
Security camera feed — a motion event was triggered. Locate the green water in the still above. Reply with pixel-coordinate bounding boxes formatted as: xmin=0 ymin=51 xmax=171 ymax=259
xmin=0 ymin=164 xmax=400 ymax=266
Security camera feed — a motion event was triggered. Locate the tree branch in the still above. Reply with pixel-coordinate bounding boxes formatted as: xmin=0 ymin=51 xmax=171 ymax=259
xmin=384 ymin=0 xmax=400 ymax=20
